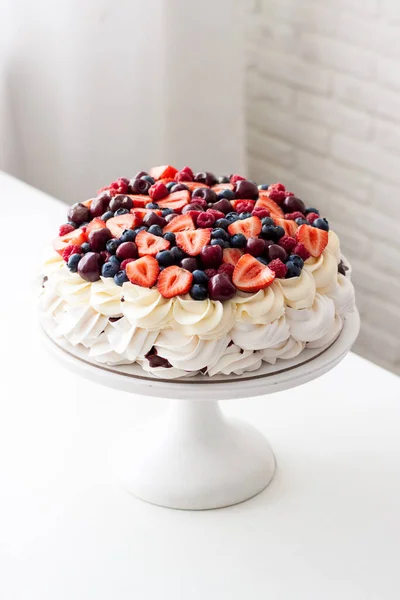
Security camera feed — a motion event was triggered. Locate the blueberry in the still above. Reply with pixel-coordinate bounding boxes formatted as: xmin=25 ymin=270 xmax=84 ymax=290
xmin=258 ymin=184 xmax=269 ymax=190
xmin=192 ymin=270 xmax=210 ymax=285
xmin=163 ymin=232 xmax=176 ymax=246
xmin=190 ymin=284 xmax=208 ymax=301
xmin=217 ymin=189 xmax=236 ymax=200
xmin=114 ymin=270 xmax=129 ymax=286
xmin=171 ymin=246 xmax=185 ymax=263
xmin=120 ymin=229 xmax=137 ymax=243
xmin=148 ymin=224 xmax=163 ymax=237
xmin=146 ymin=202 xmax=159 ymax=209
xmin=286 ymin=261 xmax=301 ymax=278
xmin=214 ymin=218 xmax=231 ymax=229
xmin=211 ymin=239 xmax=228 ymax=248
xmin=162 ymin=208 xmax=174 ymax=216
xmin=211 ymin=228 xmax=229 ymax=241
xmin=261 ymin=217 xmax=274 ymax=226
xmin=295 ymin=218 xmax=308 ymax=225
xmin=226 ymin=212 xmax=239 ymax=223
xmin=305 ymin=207 xmax=320 ymax=215
xmin=274 ymin=225 xmax=285 ymax=239
xmin=256 ymin=256 xmax=269 ymax=265
xmin=289 ymin=254 xmax=304 ymax=268
xmin=261 ymin=224 xmax=276 ymax=239
xmin=67 ymin=253 xmax=82 ymax=272
xmin=101 ymin=261 xmax=120 ymax=278
xmin=102 ymin=211 xmax=114 ymax=221
xmin=133 ymin=226 xmax=147 ymax=237
xmin=67 ymin=221 xmax=77 ymax=229
xmin=166 ymin=182 xmax=176 ymax=191
xmin=218 ymin=175 xmax=230 ymax=184
xmin=156 ymin=250 xmax=175 ymax=267
xmin=106 ymin=238 xmax=121 ymax=254
xmin=141 ymin=175 xmax=155 ymax=184
xmin=231 ymin=233 xmax=247 ymax=248
xmin=81 ymin=242 xmax=91 ymax=254
xmin=239 ymin=212 xmax=252 ymax=220
xmin=114 ymin=208 xmax=129 ymax=216
xmin=313 ymin=217 xmax=330 ymax=231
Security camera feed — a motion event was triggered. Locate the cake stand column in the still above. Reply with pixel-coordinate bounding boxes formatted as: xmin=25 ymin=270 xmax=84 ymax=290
xmin=112 ymin=399 xmax=276 ymax=510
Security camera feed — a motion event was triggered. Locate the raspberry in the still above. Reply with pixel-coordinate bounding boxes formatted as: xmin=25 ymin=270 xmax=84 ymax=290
xmin=175 ymin=166 xmax=194 ymax=182
xmin=185 ymin=210 xmax=202 ymax=224
xmin=62 ymin=244 xmax=82 ymax=262
xmin=98 ymin=177 xmax=130 ymax=197
xmin=285 ymin=191 xmax=294 ymax=197
xmin=252 ymin=207 xmax=270 ymax=219
xmin=207 ymin=209 xmax=225 ymax=220
xmin=197 ymin=212 xmax=215 ymax=227
xmin=236 ymin=200 xmax=255 ymax=214
xmin=306 ymin=212 xmax=319 ymax=224
xmin=59 ymin=223 xmax=75 ymax=236
xmin=293 ymin=243 xmax=311 ymax=261
xmin=217 ymin=263 xmax=235 ymax=280
xmin=269 ymin=182 xmax=286 ymax=192
xmin=278 ymin=235 xmax=297 ymax=253
xmin=205 ymin=268 xmax=218 ymax=278
xmin=191 ymin=197 xmax=207 ymax=209
xmin=120 ymin=258 xmax=135 ymax=270
xmin=149 ymin=182 xmax=169 ymax=201
xmin=284 ymin=212 xmax=304 ymax=220
xmin=230 ymin=174 xmax=246 ymax=185
xmin=268 ymin=259 xmax=288 ymax=279
xmin=268 ymin=189 xmax=286 ymax=204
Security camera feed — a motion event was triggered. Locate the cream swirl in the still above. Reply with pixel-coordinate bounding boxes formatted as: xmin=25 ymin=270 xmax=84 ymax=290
xmin=207 ymin=345 xmax=263 ymax=377
xmin=137 ymin=359 xmax=199 ymax=379
xmin=55 ymin=268 xmax=91 ymax=305
xmin=325 ymin=230 xmax=341 ymax=262
xmin=122 ymin=283 xmax=173 ymax=330
xmin=327 ymin=274 xmax=355 ymax=317
xmin=304 ymin=250 xmax=338 ymax=294
xmin=261 ymin=337 xmax=305 ymax=364
xmin=172 ymin=296 xmax=235 ymax=339
xmin=40 ymin=277 xmax=65 ymax=317
xmin=286 ymin=293 xmax=336 ymax=342
xmin=55 ymin=305 xmax=109 ymax=346
xmin=231 ymin=315 xmax=290 ymax=351
xmin=41 ymin=248 xmax=64 ymax=277
xmin=106 ymin=317 xmax=158 ymax=361
xmin=90 ymin=277 xmax=123 ymax=317
xmin=155 ymin=329 xmax=230 ymax=371
xmin=233 ymin=284 xmax=284 ymax=325
xmin=89 ymin=332 xmax=132 ymax=365
xmin=277 ymin=268 xmax=316 ymax=309
xmin=307 ymin=314 xmax=343 ymax=349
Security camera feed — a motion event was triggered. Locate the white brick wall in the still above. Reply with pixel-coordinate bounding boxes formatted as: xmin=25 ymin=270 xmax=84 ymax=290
xmin=245 ymin=0 xmax=400 ymax=374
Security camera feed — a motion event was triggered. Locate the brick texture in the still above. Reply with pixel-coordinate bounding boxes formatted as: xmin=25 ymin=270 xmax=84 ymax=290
xmin=246 ymin=0 xmax=400 ymax=375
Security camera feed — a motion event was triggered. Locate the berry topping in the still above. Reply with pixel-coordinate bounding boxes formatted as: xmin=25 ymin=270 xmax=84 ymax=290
xmin=192 ymin=187 xmax=218 ymax=204
xmin=59 ymin=223 xmax=75 ymax=236
xmin=107 ymin=214 xmax=141 ymax=238
xmin=163 ymin=214 xmax=195 ymax=233
xmin=149 ymin=165 xmax=178 ymax=181
xmin=208 ymin=274 xmax=236 ymax=301
xmin=113 ymin=270 xmax=129 ymax=286
xmin=285 ymin=261 xmax=301 ymax=278
xmin=278 ymin=235 xmax=297 ymax=253
xmin=77 ymin=252 xmax=102 ymax=282
xmin=252 ymin=207 xmax=270 ymax=219
xmin=212 ymin=198 xmax=233 ymax=214
xmin=275 ymin=218 xmax=298 ymax=237
xmin=192 ymin=270 xmax=209 ymax=285
xmin=88 ymin=227 xmax=112 ymax=252
xmin=190 ymin=284 xmax=208 ymax=301
xmin=67 ymin=253 xmax=82 ymax=273
xmin=230 ymin=174 xmax=246 ymax=185
xmin=120 ymin=258 xmax=135 ymax=270
xmin=204 ymin=268 xmax=218 ymax=278
xmin=267 ymin=244 xmax=288 ymax=262
xmin=232 ymin=253 xmax=275 ymax=292
xmin=236 ymin=200 xmax=255 ymax=214
xmin=207 ymin=209 xmax=225 ymax=220
xmin=228 ymin=215 xmax=262 ymax=239
xmin=254 ymin=196 xmax=284 ymax=220
xmin=217 ymin=263 xmax=235 ymax=280
xmin=98 ymin=177 xmax=130 ymax=197
xmin=101 ymin=261 xmax=120 ymax=278
xmin=282 ymin=195 xmax=306 ymax=214
xmin=313 ymin=217 xmax=330 ymax=231
xmin=110 ymin=194 xmax=134 ymax=212
xmin=130 ymin=178 xmax=152 ymax=195
xmin=194 ymin=171 xmax=217 ymax=186
xmin=268 ymin=259 xmax=288 ymax=279
xmin=296 ymin=224 xmax=328 ymax=257
xmin=157 ymin=265 xmax=193 ymax=298
xmin=126 ymin=256 xmax=160 ymax=288
xmin=176 ymin=229 xmax=211 ymax=256
xmin=267 ymin=188 xmax=286 ymax=205
xmin=246 ymin=237 xmax=266 ymax=257
xmin=175 ymin=166 xmax=194 ymax=182
xmin=222 ymin=247 xmax=243 ymax=266
xmin=197 ymin=212 xmax=215 ymax=228
xmin=234 ymin=180 xmax=259 ymax=200
xmin=136 ymin=230 xmax=170 ymax=257
xmin=61 ymin=244 xmax=82 ymax=262
xmin=293 ymin=242 xmax=311 ymax=261
xmin=67 ymin=203 xmax=91 ymax=225
xmin=157 ymin=190 xmax=191 ymax=213
xmin=305 ymin=207 xmax=320 ymax=215
xmin=285 ymin=211 xmax=304 ymax=221
xmin=142 ymin=211 xmax=167 ymax=228
xmin=200 ymin=244 xmax=223 ymax=268
xmin=116 ymin=241 xmax=138 ymax=261
xmin=181 ymin=257 xmax=199 ymax=271
xmin=149 ymin=182 xmax=169 ymax=201
xmin=306 ymin=212 xmax=319 ymax=224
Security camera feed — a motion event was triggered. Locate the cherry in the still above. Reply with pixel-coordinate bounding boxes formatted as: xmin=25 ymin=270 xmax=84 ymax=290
xmin=109 ymin=195 xmax=133 ymax=212
xmin=234 ymin=180 xmax=259 ymax=200
xmin=143 ymin=212 xmax=167 ymax=228
xmin=192 ymin=187 xmax=218 ymax=204
xmin=267 ymin=244 xmax=288 ymax=262
xmin=282 ymin=196 xmax=306 ymax=214
xmin=246 ymin=237 xmax=265 ymax=257
xmin=194 ymin=172 xmax=218 ymax=186
xmin=130 ymin=178 xmax=151 ymax=195
xmin=180 ymin=257 xmax=199 ymax=272
xmin=90 ymin=194 xmax=111 ymax=218
xmin=88 ymin=227 xmax=112 ymax=251
xmin=116 ymin=241 xmax=138 ymax=260
xmin=212 ymin=198 xmax=233 ymax=214
xmin=200 ymin=244 xmax=223 ymax=268
xmin=78 ymin=252 xmax=102 ymax=282
xmin=67 ymin=203 xmax=91 ymax=226
xmin=208 ymin=274 xmax=236 ymax=301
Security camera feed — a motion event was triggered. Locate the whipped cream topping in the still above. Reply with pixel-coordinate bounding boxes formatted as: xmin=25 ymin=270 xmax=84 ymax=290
xmin=155 ymin=329 xmax=230 ymax=371
xmin=304 ymin=249 xmax=338 ymax=294
xmin=138 ymin=359 xmax=198 ymax=379
xmin=106 ymin=317 xmax=158 ymax=362
xmin=90 ymin=277 xmax=123 ymax=317
xmin=326 ymin=230 xmax=341 ymax=262
xmin=261 ymin=336 xmax=305 ymax=364
xmin=55 ymin=305 xmax=109 ymax=346
xmin=277 ymin=268 xmax=316 ymax=309
xmin=41 ymin=247 xmax=64 ymax=277
xmin=231 ymin=315 xmax=290 ymax=351
xmin=286 ymin=293 xmax=336 ymax=342
xmin=207 ymin=345 xmax=263 ymax=377
xmin=327 ymin=273 xmax=356 ymax=317
xmin=88 ymin=332 xmax=132 ymax=365
xmin=122 ymin=283 xmax=173 ymax=330
xmin=307 ymin=314 xmax=343 ymax=349
xmin=55 ymin=267 xmax=91 ymax=305
xmin=233 ymin=284 xmax=285 ymax=325
xmin=172 ymin=296 xmax=235 ymax=339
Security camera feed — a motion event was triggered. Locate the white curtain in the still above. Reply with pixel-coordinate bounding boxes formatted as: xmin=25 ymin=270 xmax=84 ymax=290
xmin=0 ymin=0 xmax=245 ymax=203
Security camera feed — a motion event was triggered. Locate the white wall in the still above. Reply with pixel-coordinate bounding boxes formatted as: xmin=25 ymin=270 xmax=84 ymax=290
xmin=246 ymin=0 xmax=400 ymax=374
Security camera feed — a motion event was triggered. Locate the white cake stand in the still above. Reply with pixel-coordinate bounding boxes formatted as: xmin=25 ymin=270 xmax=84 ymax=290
xmin=40 ymin=310 xmax=360 ymax=510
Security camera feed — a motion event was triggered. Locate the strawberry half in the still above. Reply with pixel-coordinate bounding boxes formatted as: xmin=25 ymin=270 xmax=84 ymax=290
xmin=211 ymin=183 xmax=234 ymax=193
xmin=136 ymin=230 xmax=170 ymax=257
xmin=176 ymin=229 xmax=211 ymax=256
xmin=296 ymin=224 xmax=328 ymax=258
xmin=130 ymin=207 xmax=162 ymax=222
xmin=127 ymin=194 xmax=151 ymax=208
xmin=157 ymin=266 xmax=193 ymax=298
xmin=163 ymin=214 xmax=195 ymax=233
xmin=275 ymin=217 xmax=298 ymax=237
xmin=86 ymin=217 xmax=106 ymax=235
xmin=107 ymin=214 xmax=141 ymax=238
xmin=183 ymin=181 xmax=210 ymax=191
xmin=53 ymin=228 xmax=87 ymax=256
xmin=157 ymin=190 xmax=190 ymax=213
xmin=126 ymin=256 xmax=159 ymax=288
xmin=232 ymin=254 xmax=275 ymax=293
xmin=222 ymin=248 xmax=243 ymax=266
xmin=227 ymin=216 xmax=262 ymax=239
xmin=255 ymin=194 xmax=284 ymax=220
xmin=149 ymin=165 xmax=178 ymax=181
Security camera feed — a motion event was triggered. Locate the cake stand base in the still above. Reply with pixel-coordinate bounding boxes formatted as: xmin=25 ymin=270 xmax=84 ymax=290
xmin=112 ymin=400 xmax=275 ymax=510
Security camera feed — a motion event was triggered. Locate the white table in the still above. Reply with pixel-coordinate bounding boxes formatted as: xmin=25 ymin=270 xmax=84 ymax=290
xmin=1 ymin=172 xmax=400 ymax=600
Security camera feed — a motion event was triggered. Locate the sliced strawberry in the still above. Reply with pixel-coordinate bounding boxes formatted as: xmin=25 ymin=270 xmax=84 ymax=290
xmin=227 ymin=216 xmax=262 ymax=239
xmin=157 ymin=266 xmax=193 ymax=298
xmin=232 ymin=254 xmax=275 ymax=293
xmin=127 ymin=194 xmax=149 ymax=208
xmin=157 ymin=190 xmax=190 ymax=213
xmin=183 ymin=181 xmax=210 ymax=191
xmin=211 ymin=183 xmax=234 ymax=193
xmin=82 ymin=198 xmax=94 ymax=208
xmin=296 ymin=224 xmax=328 ymax=258
xmin=130 ymin=207 xmax=162 ymax=222
xmin=176 ymin=229 xmax=211 ymax=256
xmin=255 ymin=193 xmax=284 ymax=220
xmin=107 ymin=214 xmax=141 ymax=238
xmin=163 ymin=214 xmax=195 ymax=233
xmin=222 ymin=248 xmax=243 ymax=266
xmin=149 ymin=165 xmax=178 ymax=181
xmin=52 ymin=228 xmax=87 ymax=256
xmin=126 ymin=256 xmax=159 ymax=288
xmin=275 ymin=217 xmax=298 ymax=237
xmin=86 ymin=217 xmax=106 ymax=235
xmin=136 ymin=230 xmax=170 ymax=257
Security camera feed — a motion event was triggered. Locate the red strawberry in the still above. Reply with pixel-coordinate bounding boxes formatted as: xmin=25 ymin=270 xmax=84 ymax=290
xmin=149 ymin=165 xmax=178 ymax=181
xmin=149 ymin=182 xmax=169 ymax=201
xmin=207 ymin=209 xmax=225 ymax=220
xmin=275 ymin=218 xmax=298 ymax=237
xmin=130 ymin=207 xmax=162 ymax=222
xmin=183 ymin=181 xmax=210 ymax=191
xmin=235 ymin=200 xmax=255 ymax=214
xmin=222 ymin=248 xmax=243 ymax=266
xmin=293 ymin=242 xmax=311 ymax=261
xmin=296 ymin=224 xmax=328 ymax=258
xmin=157 ymin=266 xmax=193 ymax=298
xmin=218 ymin=263 xmax=235 ymax=280
xmin=252 ymin=207 xmax=270 ymax=219
xmin=136 ymin=230 xmax=170 ymax=257
xmin=255 ymin=195 xmax=284 ymax=220
xmin=157 ymin=190 xmax=191 ymax=213
xmin=53 ymin=228 xmax=87 ymax=256
xmin=232 ymin=254 xmax=275 ymax=292
xmin=107 ymin=214 xmax=141 ymax=238
xmin=278 ymin=235 xmax=297 ymax=253
xmin=86 ymin=217 xmax=106 ymax=235
xmin=59 ymin=223 xmax=75 ymax=236
xmin=211 ymin=183 xmax=234 ymax=193
xmin=227 ymin=216 xmax=262 ymax=239
xmin=126 ymin=256 xmax=159 ymax=288
xmin=176 ymin=229 xmax=211 ymax=256
xmin=163 ymin=214 xmax=195 ymax=233
xmin=127 ymin=194 xmax=150 ymax=208
xmin=61 ymin=244 xmax=82 ymax=262
xmin=306 ymin=212 xmax=319 ymax=224
xmin=268 ymin=259 xmax=288 ymax=279
xmin=230 ymin=174 xmax=246 ymax=185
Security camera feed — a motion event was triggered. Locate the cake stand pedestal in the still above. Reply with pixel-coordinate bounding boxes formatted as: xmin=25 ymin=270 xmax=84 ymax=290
xmin=40 ymin=310 xmax=359 ymax=510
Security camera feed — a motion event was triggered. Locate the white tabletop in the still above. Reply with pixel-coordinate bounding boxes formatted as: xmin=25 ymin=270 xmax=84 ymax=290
xmin=1 ymin=172 xmax=400 ymax=600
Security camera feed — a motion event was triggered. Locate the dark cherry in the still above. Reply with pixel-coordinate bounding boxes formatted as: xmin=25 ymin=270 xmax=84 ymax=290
xmin=170 ymin=183 xmax=189 ymax=193
xmin=218 ymin=175 xmax=230 ymax=184
xmin=109 ymin=194 xmax=133 ymax=212
xmin=267 ymin=244 xmax=288 ymax=262
xmin=88 ymin=227 xmax=112 ymax=252
xmin=133 ymin=170 xmax=148 ymax=179
xmin=143 ymin=212 xmax=167 ymax=228
xmin=208 ymin=274 xmax=236 ymax=301
xmin=77 ymin=252 xmax=102 ymax=282
xmin=180 ymin=257 xmax=199 ymax=272
xmin=194 ymin=172 xmax=218 ymax=186
xmin=282 ymin=196 xmax=306 ymax=214
xmin=246 ymin=237 xmax=265 ymax=257
xmin=67 ymin=203 xmax=91 ymax=226
xmin=212 ymin=198 xmax=233 ymax=214
xmin=90 ymin=194 xmax=111 ymax=218
xmin=182 ymin=202 xmax=205 ymax=214
xmin=234 ymin=180 xmax=259 ymax=200
xmin=200 ymin=244 xmax=223 ymax=268
xmin=116 ymin=241 xmax=138 ymax=260
xmin=192 ymin=187 xmax=218 ymax=204
xmin=129 ymin=178 xmax=151 ymax=195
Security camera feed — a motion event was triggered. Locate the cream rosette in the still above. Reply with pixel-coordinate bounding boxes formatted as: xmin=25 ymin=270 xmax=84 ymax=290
xmin=231 ymin=315 xmax=290 ymax=351
xmin=90 ymin=277 xmax=123 ymax=317
xmin=307 ymin=314 xmax=343 ymax=349
xmin=54 ymin=304 xmax=109 ymax=346
xmin=207 ymin=345 xmax=263 ymax=377
xmin=106 ymin=316 xmax=158 ymax=362
xmin=154 ymin=329 xmax=230 ymax=371
xmin=286 ymin=293 xmax=336 ymax=343
xmin=41 ymin=248 xmax=65 ymax=277
xmin=55 ymin=268 xmax=91 ymax=305
xmin=137 ymin=359 xmax=198 ymax=379
xmin=40 ymin=276 xmax=65 ymax=318
xmin=277 ymin=268 xmax=316 ymax=309
xmin=261 ymin=337 xmax=305 ymax=364
xmin=89 ymin=332 xmax=133 ymax=365
xmin=325 ymin=230 xmax=341 ymax=263
xmin=122 ymin=283 xmax=173 ymax=330
xmin=303 ymin=250 xmax=338 ymax=294
xmin=327 ymin=274 xmax=355 ymax=317
xmin=232 ymin=283 xmax=285 ymax=325
xmin=171 ymin=295 xmax=235 ymax=340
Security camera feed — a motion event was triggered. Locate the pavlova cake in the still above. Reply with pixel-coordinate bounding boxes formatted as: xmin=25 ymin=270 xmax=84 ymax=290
xmin=40 ymin=165 xmax=355 ymax=379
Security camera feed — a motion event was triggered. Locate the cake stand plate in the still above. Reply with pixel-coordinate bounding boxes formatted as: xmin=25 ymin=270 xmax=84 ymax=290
xmin=40 ymin=310 xmax=360 ymax=510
